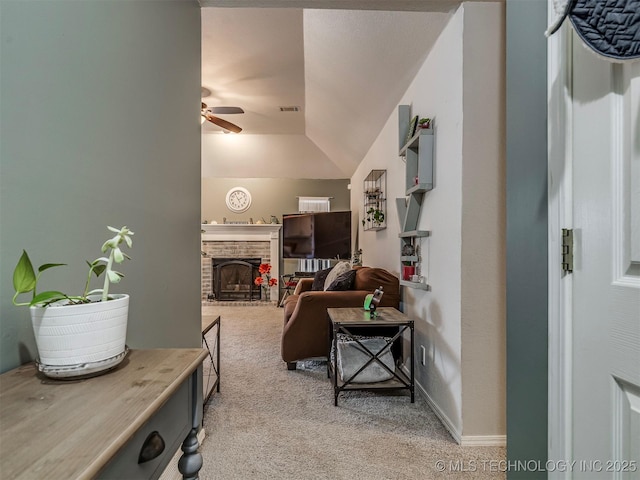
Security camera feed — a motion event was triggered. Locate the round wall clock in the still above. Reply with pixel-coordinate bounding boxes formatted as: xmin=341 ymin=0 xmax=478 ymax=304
xmin=225 ymin=187 xmax=252 ymax=213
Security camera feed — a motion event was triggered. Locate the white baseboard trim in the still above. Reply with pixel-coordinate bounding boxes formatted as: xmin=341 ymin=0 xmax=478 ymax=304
xmin=416 ymin=379 xmax=463 ymax=444
xmin=402 ymin=365 xmax=506 ymax=447
xmin=401 ymin=364 xmax=462 ymax=444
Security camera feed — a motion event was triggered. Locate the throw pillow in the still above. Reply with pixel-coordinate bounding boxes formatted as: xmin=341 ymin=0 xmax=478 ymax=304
xmin=323 ymin=261 xmax=351 ymax=290
xmin=311 ymin=267 xmax=332 ymax=291
xmin=326 ymin=269 xmax=356 ymax=291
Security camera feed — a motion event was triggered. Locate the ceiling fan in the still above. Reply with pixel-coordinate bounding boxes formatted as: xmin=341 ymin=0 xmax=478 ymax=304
xmin=201 ymin=102 xmax=244 ymax=133
xmin=201 ymin=102 xmax=245 ymax=133
xmin=200 ymin=86 xmax=244 ymax=133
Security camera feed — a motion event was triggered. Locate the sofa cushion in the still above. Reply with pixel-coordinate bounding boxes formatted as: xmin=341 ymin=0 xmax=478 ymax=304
xmin=326 ymin=269 xmax=356 ymax=291
xmin=323 ymin=261 xmax=351 ymax=290
xmin=311 ymin=267 xmax=332 ymax=291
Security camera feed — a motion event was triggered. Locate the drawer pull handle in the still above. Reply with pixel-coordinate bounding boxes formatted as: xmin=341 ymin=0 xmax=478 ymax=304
xmin=138 ymin=431 xmax=165 ymax=464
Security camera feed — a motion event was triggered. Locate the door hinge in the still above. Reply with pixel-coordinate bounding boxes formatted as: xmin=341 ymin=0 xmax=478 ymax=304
xmin=562 ymin=228 xmax=573 ymax=274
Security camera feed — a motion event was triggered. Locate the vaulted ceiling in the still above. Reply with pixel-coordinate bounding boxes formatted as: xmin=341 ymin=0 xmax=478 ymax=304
xmin=200 ymin=3 xmax=456 ymax=178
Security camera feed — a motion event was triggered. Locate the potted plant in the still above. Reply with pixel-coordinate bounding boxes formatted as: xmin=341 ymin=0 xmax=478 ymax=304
xmin=362 ymin=207 xmax=385 ymax=227
xmin=12 ymin=226 xmax=134 ymax=378
xmin=418 ymin=117 xmax=431 ymax=129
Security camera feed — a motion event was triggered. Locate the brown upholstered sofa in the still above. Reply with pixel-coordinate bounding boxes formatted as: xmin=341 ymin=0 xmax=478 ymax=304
xmin=281 ymin=266 xmax=400 ymax=370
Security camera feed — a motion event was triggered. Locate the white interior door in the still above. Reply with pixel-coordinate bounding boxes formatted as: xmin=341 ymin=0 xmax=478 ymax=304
xmin=571 ymin=33 xmax=640 ymax=478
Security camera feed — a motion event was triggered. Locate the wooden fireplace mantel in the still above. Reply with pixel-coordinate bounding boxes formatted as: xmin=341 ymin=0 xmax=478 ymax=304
xmin=201 ymin=223 xmax=281 ymax=241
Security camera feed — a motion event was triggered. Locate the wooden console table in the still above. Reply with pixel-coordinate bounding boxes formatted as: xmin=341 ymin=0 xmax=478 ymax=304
xmin=0 ymin=348 xmax=207 ymax=480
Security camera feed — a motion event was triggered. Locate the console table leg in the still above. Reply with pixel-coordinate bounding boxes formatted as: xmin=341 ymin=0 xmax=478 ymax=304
xmin=178 ymin=428 xmax=202 ymax=480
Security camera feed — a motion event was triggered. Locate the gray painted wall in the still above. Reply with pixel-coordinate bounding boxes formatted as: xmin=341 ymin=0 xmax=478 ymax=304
xmin=202 ymin=177 xmax=350 ymax=224
xmin=506 ymin=0 xmax=548 ymax=475
xmin=0 ymin=0 xmax=202 ymax=373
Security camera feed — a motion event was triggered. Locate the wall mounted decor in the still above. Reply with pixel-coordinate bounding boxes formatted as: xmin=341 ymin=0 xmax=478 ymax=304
xmin=363 ymin=170 xmax=387 ymax=231
xmin=225 ymin=186 xmax=252 ymax=213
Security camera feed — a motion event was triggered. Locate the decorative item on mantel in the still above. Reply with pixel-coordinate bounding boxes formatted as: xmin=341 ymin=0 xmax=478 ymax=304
xmin=254 ymin=263 xmax=277 ymax=302
xmin=11 ymin=226 xmax=134 ymax=379
xmin=223 ymin=217 xmax=253 ymax=224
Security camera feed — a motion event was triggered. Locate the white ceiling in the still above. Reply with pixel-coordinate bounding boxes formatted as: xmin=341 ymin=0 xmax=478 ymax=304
xmin=201 ymin=4 xmax=455 ymax=178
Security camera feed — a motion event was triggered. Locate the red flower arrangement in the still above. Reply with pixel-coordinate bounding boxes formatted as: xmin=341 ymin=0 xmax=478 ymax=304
xmin=254 ymin=263 xmax=277 ymax=298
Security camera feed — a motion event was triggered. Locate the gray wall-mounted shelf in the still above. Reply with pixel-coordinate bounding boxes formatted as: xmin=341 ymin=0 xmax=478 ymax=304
xmin=399 ymin=106 xmax=434 ymax=195
xmin=398 ymin=230 xmax=430 ymax=238
xmin=400 ymin=129 xmax=434 ymax=194
xmin=397 ymin=105 xmax=434 ymax=291
xmin=399 ymin=279 xmax=431 ymax=290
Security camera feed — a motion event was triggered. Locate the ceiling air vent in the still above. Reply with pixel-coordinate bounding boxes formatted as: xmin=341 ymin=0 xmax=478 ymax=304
xmin=279 ymin=106 xmax=300 ymax=112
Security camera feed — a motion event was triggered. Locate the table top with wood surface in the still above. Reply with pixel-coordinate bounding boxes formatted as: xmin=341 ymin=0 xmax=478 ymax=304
xmin=0 ymin=348 xmax=207 ymax=480
xmin=202 ymin=315 xmax=220 ymax=335
xmin=327 ymin=306 xmax=413 ymax=326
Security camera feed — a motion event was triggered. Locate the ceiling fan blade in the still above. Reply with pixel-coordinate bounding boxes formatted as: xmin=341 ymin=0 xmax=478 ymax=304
xmin=206 ymin=114 xmax=242 ymax=133
xmin=210 ymin=106 xmax=245 ymax=115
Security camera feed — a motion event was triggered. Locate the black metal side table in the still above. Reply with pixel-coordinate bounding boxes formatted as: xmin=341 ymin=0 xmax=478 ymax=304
xmin=202 ymin=315 xmax=220 ymax=405
xmin=327 ymin=307 xmax=415 ymax=406
xmin=279 ymin=274 xmax=298 ymax=307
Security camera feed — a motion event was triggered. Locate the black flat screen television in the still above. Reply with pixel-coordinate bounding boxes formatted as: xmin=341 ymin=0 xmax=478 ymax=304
xmin=282 ymin=211 xmax=351 ymax=259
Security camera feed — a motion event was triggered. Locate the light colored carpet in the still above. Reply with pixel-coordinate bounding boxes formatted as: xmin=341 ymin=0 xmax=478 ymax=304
xmin=200 ymin=306 xmax=505 ymax=479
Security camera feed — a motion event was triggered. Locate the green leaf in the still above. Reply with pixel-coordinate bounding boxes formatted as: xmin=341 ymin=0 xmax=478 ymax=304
xmin=38 ymin=263 xmax=66 ymax=273
xmin=30 ymin=290 xmax=68 ymax=306
xmin=113 ymin=247 xmax=124 ymax=263
xmin=92 ymin=264 xmax=106 ymax=277
xmin=13 ymin=251 xmax=36 ymax=294
xmin=107 ymin=270 xmax=122 ymax=283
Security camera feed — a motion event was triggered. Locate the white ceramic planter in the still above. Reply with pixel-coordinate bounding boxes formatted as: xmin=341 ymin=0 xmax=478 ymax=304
xmin=30 ymin=294 xmax=129 ymax=370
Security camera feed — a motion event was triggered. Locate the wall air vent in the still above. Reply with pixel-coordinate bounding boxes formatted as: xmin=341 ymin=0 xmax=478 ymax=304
xmin=279 ymin=106 xmax=300 ymax=112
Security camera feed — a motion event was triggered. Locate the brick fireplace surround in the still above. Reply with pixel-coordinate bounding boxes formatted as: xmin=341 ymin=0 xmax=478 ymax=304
xmin=201 ymin=224 xmax=282 ymax=302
